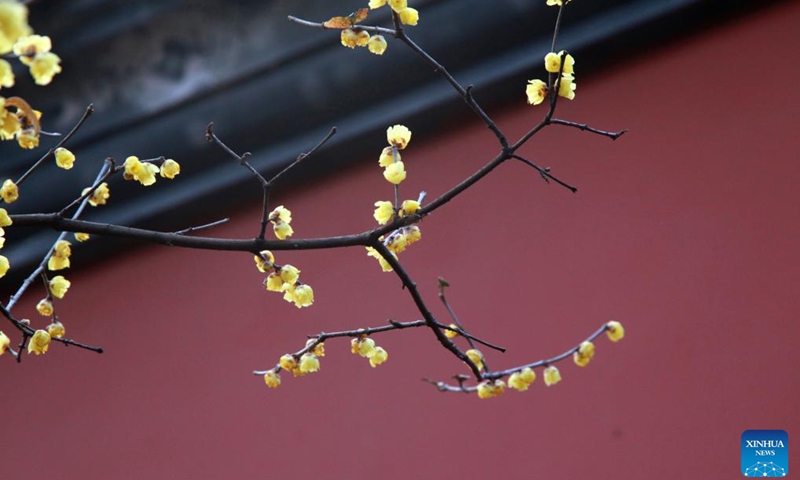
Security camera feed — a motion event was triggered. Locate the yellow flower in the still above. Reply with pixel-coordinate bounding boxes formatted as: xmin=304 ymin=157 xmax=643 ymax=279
xmin=378 ymin=146 xmax=398 ymax=167
xmin=49 ymin=275 xmax=71 ymax=299
xmin=53 ymin=147 xmax=75 ymax=169
xmin=444 ymin=323 xmax=459 ymax=339
xmin=29 ymin=51 xmax=62 ymax=86
xmin=299 ymin=352 xmax=320 ymax=373
xmin=254 ymin=250 xmax=275 ymax=272
xmin=366 ymin=246 xmax=394 ymax=272
xmin=398 ymin=7 xmax=419 ymax=26
xmin=558 ymin=74 xmax=576 ymax=100
xmin=573 ymin=341 xmax=595 ymax=367
xmin=279 ymin=264 xmax=299 ymax=285
xmin=606 ymin=320 xmax=625 ymax=342
xmin=273 ymin=221 xmax=293 ymax=240
xmin=508 ymin=367 xmax=536 ymax=391
xmin=373 ymin=201 xmax=394 ymax=225
xmin=341 ymin=29 xmax=359 ymax=49
xmin=269 ymin=205 xmax=292 ymax=224
xmin=369 ymin=346 xmax=388 ymax=367
xmin=403 ymin=225 xmax=421 ymax=246
xmin=279 ymin=354 xmax=297 ymax=371
xmin=385 ymin=231 xmax=407 ymax=253
xmin=12 ymin=34 xmax=50 ymax=63
xmin=16 ymin=125 xmax=38 ymax=149
xmin=0 ymin=254 xmax=8 ymax=278
xmin=543 ymin=365 xmax=561 ymax=386
xmin=36 ymin=298 xmax=53 ymax=316
xmin=388 ymin=0 xmax=407 ymax=12
xmin=47 ymin=239 xmax=71 ymax=271
xmin=526 ymin=79 xmax=547 ymax=105
xmin=351 ymin=337 xmax=376 ymax=357
xmin=0 ymin=59 xmax=13 ymax=88
xmin=477 ymin=379 xmax=505 ymax=399
xmin=263 ymin=370 xmax=281 ymax=388
xmin=367 ymin=35 xmax=387 ymax=55
xmin=160 ymin=159 xmax=180 ymax=179
xmin=383 ymin=161 xmax=407 ymax=184
xmin=27 ymin=329 xmax=50 ymax=355
xmin=399 ymin=200 xmax=420 ymax=217
xmin=292 ymin=284 xmax=314 ymax=308
xmin=47 ymin=321 xmax=65 ymax=339
xmin=123 ymin=156 xmax=159 ymax=186
xmin=369 ymin=0 xmax=387 ymax=9
xmin=306 ymin=339 xmax=325 ymax=357
xmin=0 ymin=2 xmax=32 ymax=54
xmin=0 ymin=109 xmax=20 ymax=140
xmin=546 ymin=0 xmax=571 ymax=5
xmin=82 ymin=182 xmax=110 ymax=207
xmin=466 ymin=349 xmax=485 ymax=371
xmin=355 ymin=30 xmax=370 ymax=47
xmin=0 ymin=208 xmax=11 ymax=226
xmin=265 ymin=273 xmax=283 ymax=292
xmin=1 ymin=178 xmax=18 ymax=203
xmin=74 ymin=232 xmax=90 ymax=242
xmin=544 ymin=51 xmax=575 ymax=75
xmin=386 ymin=124 xmax=411 ymax=149
xmin=0 ymin=330 xmax=9 ymax=355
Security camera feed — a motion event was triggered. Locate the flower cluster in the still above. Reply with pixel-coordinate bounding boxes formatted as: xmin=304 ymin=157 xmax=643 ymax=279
xmin=508 ymin=367 xmax=536 ymax=391
xmin=47 ymin=239 xmax=71 ymax=271
xmin=0 ymin=207 xmax=10 ymax=278
xmin=350 ymin=336 xmax=389 ymax=367
xmin=0 ymin=3 xmax=63 ymax=88
xmin=573 ymin=340 xmax=595 ymax=367
xmin=526 ymin=51 xmax=576 ymax=105
xmin=256 ymin=250 xmax=314 ymax=308
xmin=123 ymin=156 xmax=180 ymax=187
xmin=340 ymin=28 xmax=388 ymax=56
xmin=268 ymin=205 xmax=293 ymax=240
xmin=264 ymin=341 xmax=327 ymax=388
xmin=369 ymin=0 xmax=419 ymax=26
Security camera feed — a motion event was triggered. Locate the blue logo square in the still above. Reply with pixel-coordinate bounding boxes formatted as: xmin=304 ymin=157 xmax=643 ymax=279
xmin=741 ymin=430 xmax=788 ymax=477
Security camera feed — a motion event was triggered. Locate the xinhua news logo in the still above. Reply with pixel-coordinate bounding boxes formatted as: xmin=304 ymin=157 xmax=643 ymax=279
xmin=741 ymin=430 xmax=788 ymax=477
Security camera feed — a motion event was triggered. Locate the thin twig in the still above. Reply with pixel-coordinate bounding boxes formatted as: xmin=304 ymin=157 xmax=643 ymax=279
xmin=550 ymin=119 xmax=627 ymax=140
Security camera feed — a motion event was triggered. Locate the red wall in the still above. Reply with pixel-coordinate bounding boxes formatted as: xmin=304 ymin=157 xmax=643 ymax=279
xmin=3 ymin=3 xmax=799 ymax=479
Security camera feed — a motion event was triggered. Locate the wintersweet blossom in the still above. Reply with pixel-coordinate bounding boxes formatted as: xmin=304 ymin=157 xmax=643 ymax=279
xmin=0 ymin=59 xmax=12 ymax=88
xmin=543 ymin=365 xmax=561 ymax=386
xmin=0 ymin=330 xmax=9 ymax=355
xmin=398 ymin=8 xmax=419 ymax=26
xmin=254 ymin=250 xmax=275 ymax=272
xmin=265 ymin=273 xmax=283 ymax=292
xmin=386 ymin=125 xmax=411 ymax=149
xmin=49 ymin=275 xmax=70 ymax=299
xmin=399 ymin=200 xmax=420 ymax=217
xmin=606 ymin=321 xmax=625 ymax=342
xmin=299 ymin=352 xmax=320 ymax=373
xmin=47 ymin=240 xmax=71 ymax=271
xmin=273 ymin=221 xmax=293 ymax=240
xmin=123 ymin=156 xmax=159 ymax=186
xmin=0 ymin=208 xmax=11 ymax=226
xmin=160 ymin=159 xmax=180 ymax=179
xmin=270 ymin=206 xmax=293 ymax=240
xmin=29 ymin=52 xmax=61 ymax=85
xmin=366 ymin=246 xmax=395 ymax=272
xmin=466 ymin=349 xmax=485 ymax=371
xmin=351 ymin=337 xmax=376 ymax=357
xmin=74 ymin=232 xmax=90 ymax=242
xmin=0 ymin=2 xmax=32 ymax=54
xmin=263 ymin=371 xmax=281 ymax=388
xmin=12 ymin=34 xmax=50 ymax=62
xmin=47 ymin=321 xmax=65 ymax=339
xmin=1 ymin=178 xmax=18 ymax=203
xmin=341 ymin=29 xmax=359 ymax=49
xmin=291 ymin=284 xmax=314 ymax=308
xmin=279 ymin=354 xmax=298 ymax=372
xmin=544 ymin=51 xmax=575 ymax=75
xmin=83 ymin=182 xmax=110 ymax=207
xmin=526 ymin=79 xmax=547 ymax=105
xmin=477 ymin=379 xmax=505 ymax=399
xmin=388 ymin=0 xmax=407 ymax=12
xmin=573 ymin=341 xmax=595 ymax=367
xmin=305 ymin=339 xmax=325 ymax=357
xmin=373 ymin=201 xmax=394 ymax=225
xmin=444 ymin=324 xmax=459 ymax=339
xmin=0 ymin=255 xmax=8 ymax=278
xmin=558 ymin=74 xmax=576 ymax=100
xmin=383 ymin=161 xmax=407 ymax=184
xmin=27 ymin=329 xmax=50 ymax=355
xmin=508 ymin=367 xmax=536 ymax=391
xmin=279 ymin=264 xmax=300 ymax=285
xmin=355 ymin=30 xmax=370 ymax=47
xmin=54 ymin=147 xmax=75 ymax=169
xmin=17 ymin=125 xmax=39 ymax=149
xmin=546 ymin=0 xmax=571 ymax=5
xmin=379 ymin=146 xmax=398 ymax=167
xmin=369 ymin=0 xmax=387 ymax=9
xmin=369 ymin=346 xmax=388 ymax=367
xmin=368 ymin=35 xmax=387 ymax=55
xmin=36 ymin=299 xmax=53 ymax=316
